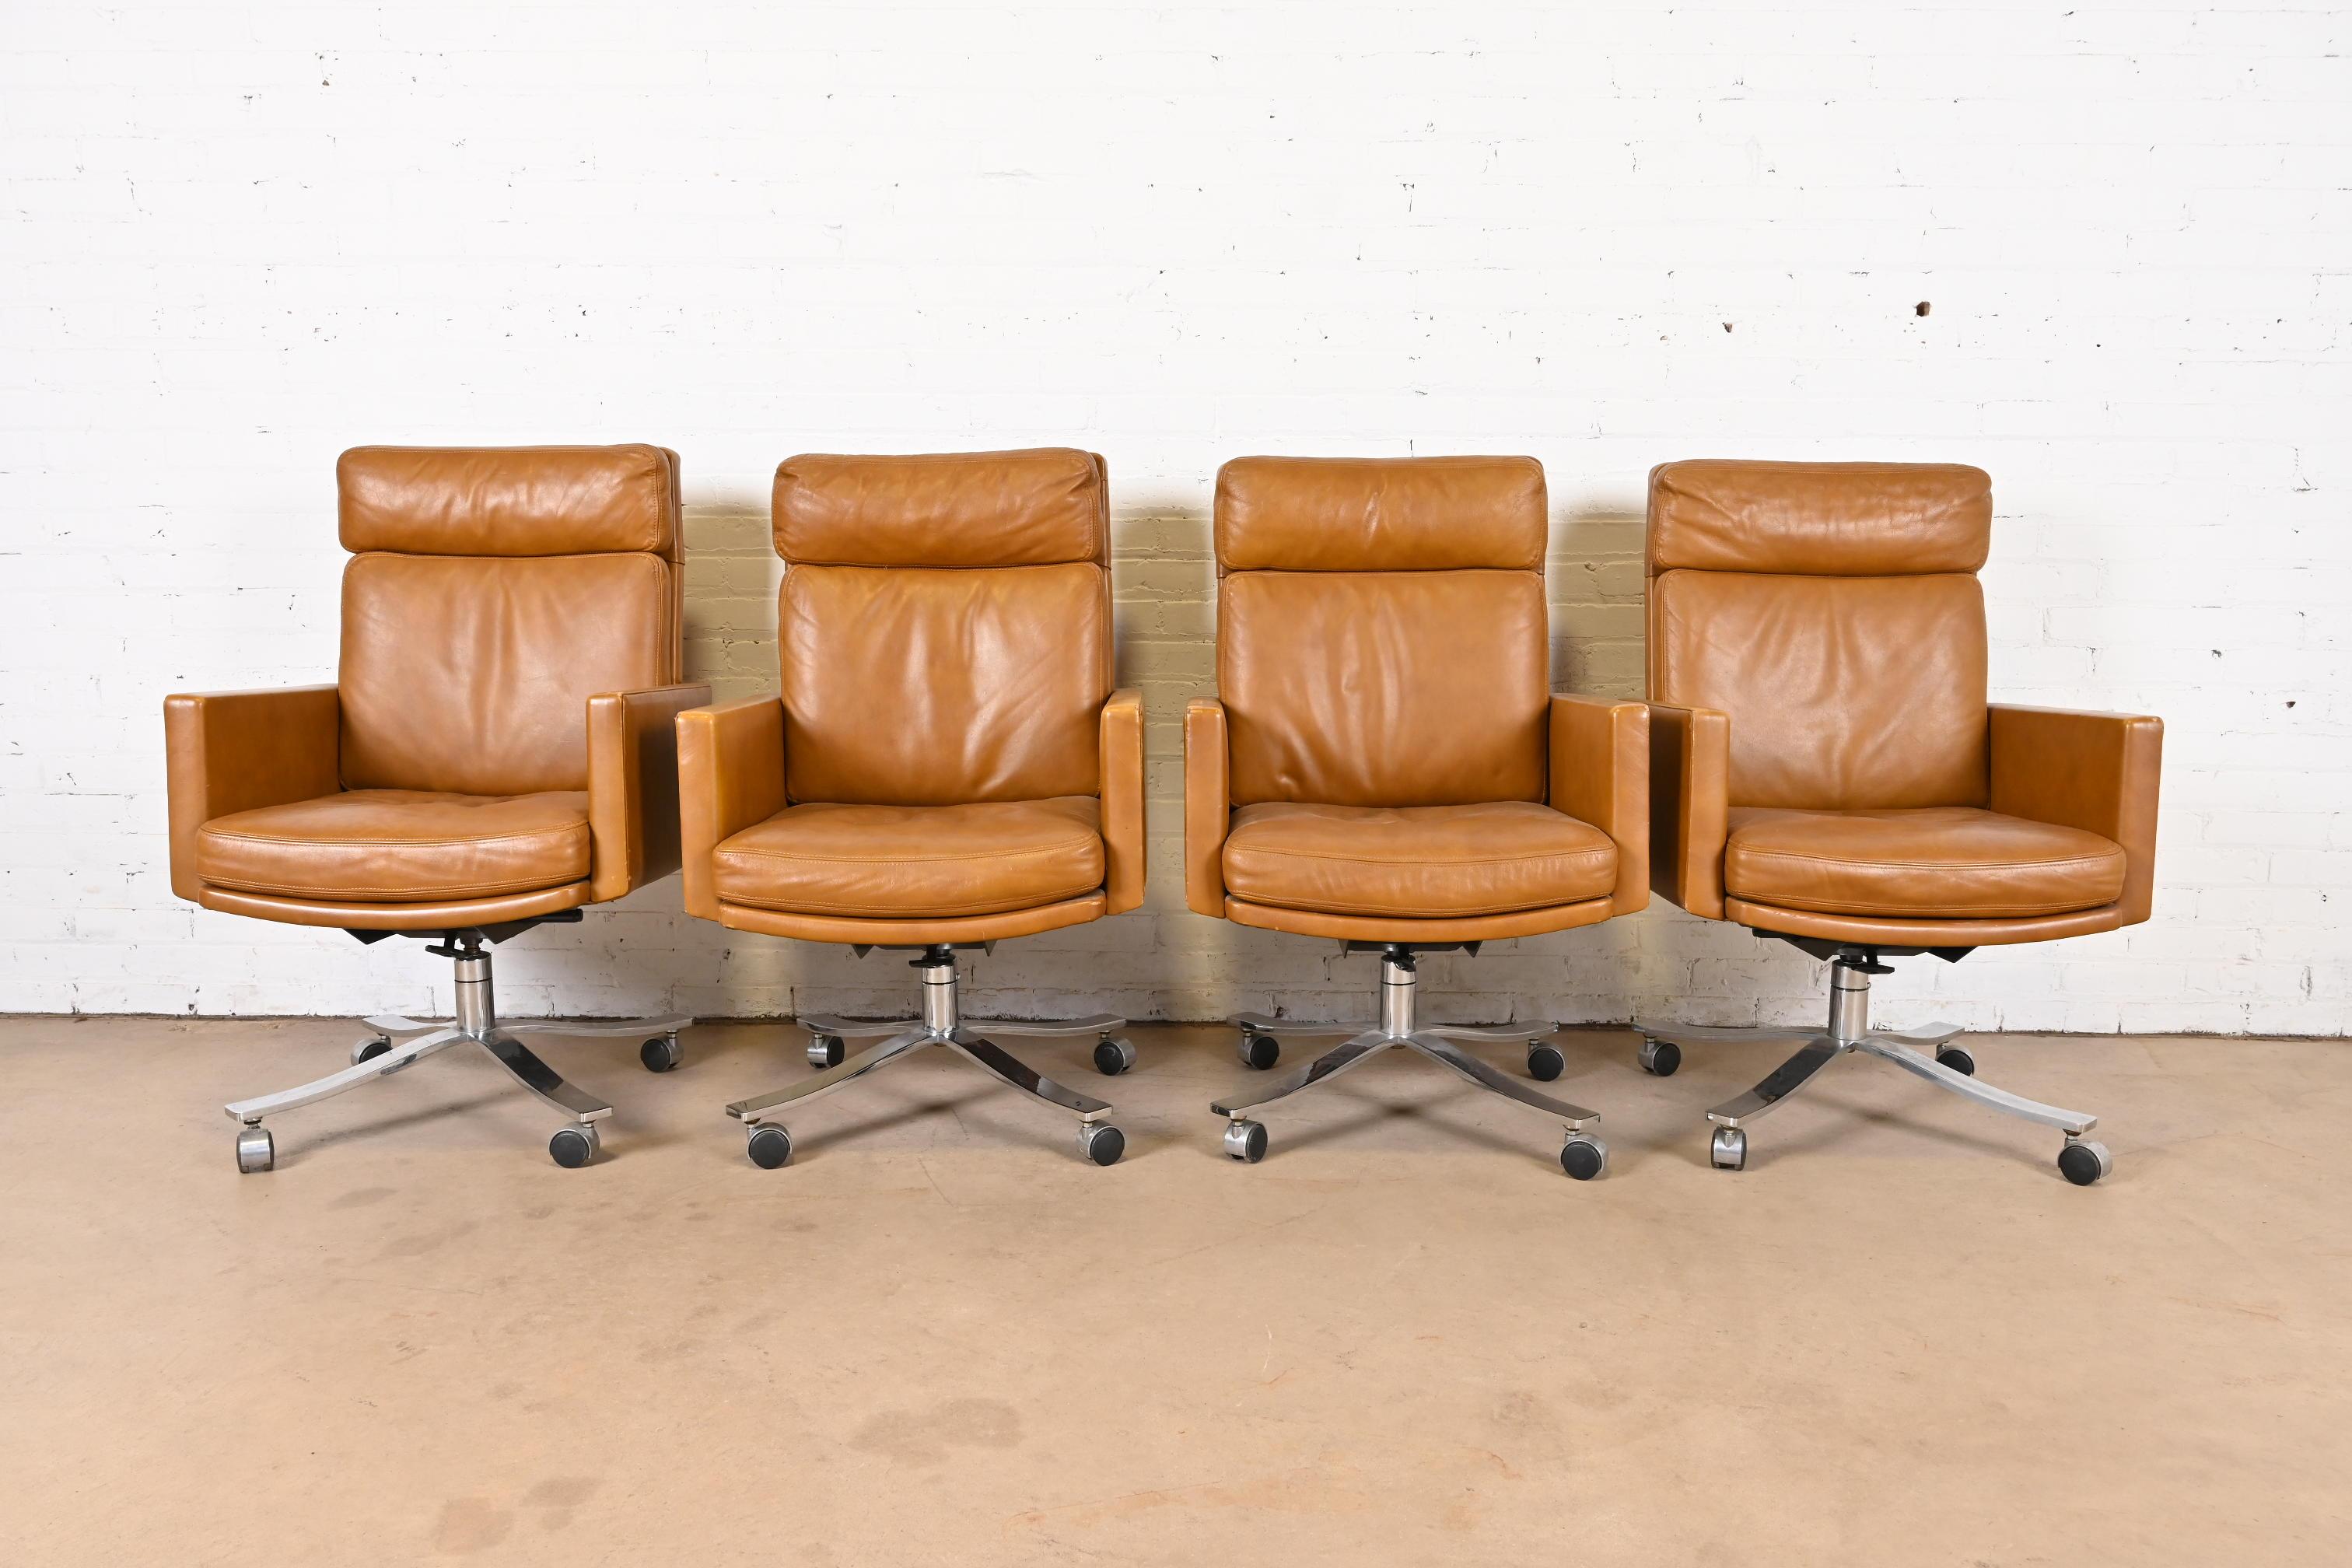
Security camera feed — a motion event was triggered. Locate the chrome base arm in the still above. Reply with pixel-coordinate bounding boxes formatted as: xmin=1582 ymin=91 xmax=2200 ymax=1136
xmin=1234 ymin=1011 xmax=1356 ymax=1039
xmin=1407 ymin=1032 xmax=1598 ymax=1131
xmin=1852 ymin=1034 xmax=2096 ymax=1135
xmin=366 ymin=1013 xmax=691 ymax=1043
xmin=226 ymin=1027 xmax=467 ymax=1122
xmin=960 ymin=1013 xmax=1125 ymax=1041
xmin=1211 ymin=949 xmax=1606 ymax=1169
xmin=1705 ymin=1032 xmax=2096 ymax=1138
xmin=1417 ymin=1021 xmax=1559 ymax=1045
xmin=726 ymin=1027 xmax=1111 ymax=1127
xmin=1212 ymin=1031 xmax=1391 ymax=1116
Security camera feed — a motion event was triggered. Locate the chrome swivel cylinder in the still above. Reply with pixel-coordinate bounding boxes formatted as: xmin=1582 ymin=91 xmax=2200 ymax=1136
xmin=1214 ymin=944 xmax=1607 ymax=1179
xmin=726 ymin=944 xmax=1133 ymax=1170
xmin=221 ymin=929 xmax=690 ymax=1174
xmin=1640 ymin=948 xmax=2112 ymax=1184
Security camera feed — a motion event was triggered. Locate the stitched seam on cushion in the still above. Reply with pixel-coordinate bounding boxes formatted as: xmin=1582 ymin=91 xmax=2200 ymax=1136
xmin=719 ymin=882 xmax=1100 ymax=918
xmin=1235 ymin=891 xmax=1570 ymax=918
xmin=1730 ymin=849 xmax=2118 ymax=872
xmin=201 ymin=828 xmax=588 ymax=849
xmin=1737 ymin=896 xmax=2109 ymax=915
xmin=201 ymin=873 xmax=571 ymax=898
xmin=1228 ymin=848 xmax=1612 ymax=868
xmin=720 ymin=838 xmax=1099 ymax=866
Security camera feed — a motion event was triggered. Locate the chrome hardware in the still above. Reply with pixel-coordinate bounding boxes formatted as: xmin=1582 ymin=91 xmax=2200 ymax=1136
xmin=1209 ymin=947 xmax=1605 ymax=1176
xmin=222 ymin=933 xmax=689 ymax=1171
xmin=1647 ymin=951 xmax=2106 ymax=1180
xmin=725 ymin=945 xmax=1125 ymax=1167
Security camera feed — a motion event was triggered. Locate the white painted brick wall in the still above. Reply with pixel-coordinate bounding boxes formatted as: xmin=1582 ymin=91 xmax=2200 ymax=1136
xmin=4 ymin=2 xmax=2347 ymax=1034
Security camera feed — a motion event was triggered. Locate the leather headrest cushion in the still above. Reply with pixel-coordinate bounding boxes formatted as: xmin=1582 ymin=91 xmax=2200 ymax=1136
xmin=1647 ymin=460 xmax=1991 ymax=576
xmin=1216 ymin=456 xmax=1545 ymax=572
xmin=338 ymin=446 xmax=679 ymax=556
xmin=773 ymin=449 xmax=1108 ymax=567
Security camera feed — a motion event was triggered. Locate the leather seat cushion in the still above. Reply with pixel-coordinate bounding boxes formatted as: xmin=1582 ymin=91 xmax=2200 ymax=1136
xmin=1221 ymin=801 xmax=1617 ymax=919
xmin=1723 ymin=806 xmax=2126 ymax=918
xmin=196 ymin=790 xmax=592 ymax=901
xmin=713 ymin=797 xmax=1105 ymax=919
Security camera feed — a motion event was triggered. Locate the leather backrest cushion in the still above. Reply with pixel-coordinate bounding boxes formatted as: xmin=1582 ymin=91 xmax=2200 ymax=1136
xmin=1648 ymin=460 xmax=1990 ymax=576
xmin=1221 ymin=569 xmax=1548 ymax=806
xmin=775 ymin=449 xmax=1108 ymax=568
xmin=780 ymin=562 xmax=1109 ymax=804
xmin=1216 ymin=455 xmax=1545 ymax=572
xmin=1651 ymin=569 xmax=1990 ymax=810
xmin=339 ymin=446 xmax=680 ymax=558
xmin=340 ymin=554 xmax=675 ymax=794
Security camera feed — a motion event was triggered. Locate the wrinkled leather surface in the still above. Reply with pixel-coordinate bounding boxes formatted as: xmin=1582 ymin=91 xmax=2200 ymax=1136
xmin=775 ymin=449 xmax=1108 ymax=567
xmin=1648 ymin=460 xmax=1990 ymax=576
xmin=1990 ymin=705 xmax=2164 ymax=925
xmin=1651 ymin=569 xmax=1989 ymax=810
xmin=675 ymin=697 xmax=789 ymax=922
xmin=1724 ymin=805 xmax=2125 ymax=918
xmin=1647 ymin=702 xmax=1731 ymax=919
xmin=201 ymin=884 xmax=590 ymax=932
xmin=1549 ymin=695 xmax=1650 ymax=915
xmin=1184 ymin=698 xmax=1230 ymax=916
xmin=196 ymin=789 xmax=592 ymax=901
xmin=339 ymin=445 xmax=681 ymax=558
xmin=341 ymin=553 xmax=674 ymax=796
xmin=1216 ymin=456 xmax=1545 ymax=572
xmin=164 ymin=686 xmax=341 ymax=901
xmin=587 ymin=683 xmax=708 ymax=901
xmin=1223 ymin=801 xmax=1616 ymax=918
xmin=719 ymin=893 xmax=1107 ymax=946
xmin=1221 ymin=569 xmax=1548 ymax=806
xmin=1223 ymin=896 xmax=1615 ymax=943
xmin=1722 ymin=899 xmax=2124 ymax=949
xmin=713 ymin=798 xmax=1104 ymax=919
xmin=780 ymin=562 xmax=1108 ymax=805
xmin=1099 ymin=689 xmax=1146 ymax=915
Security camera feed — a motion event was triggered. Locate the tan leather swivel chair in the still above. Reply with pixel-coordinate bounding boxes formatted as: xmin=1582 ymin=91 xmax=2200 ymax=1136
xmin=1638 ymin=460 xmax=2162 ymax=1184
xmin=676 ymin=449 xmax=1144 ymax=1169
xmin=166 ymin=446 xmax=709 ymax=1172
xmin=1187 ymin=457 xmax=1649 ymax=1178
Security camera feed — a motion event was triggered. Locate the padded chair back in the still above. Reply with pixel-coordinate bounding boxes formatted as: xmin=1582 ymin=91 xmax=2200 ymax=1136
xmin=772 ymin=449 xmax=1111 ymax=806
xmin=336 ymin=445 xmax=684 ymax=796
xmin=1647 ymin=460 xmax=1992 ymax=811
xmin=1214 ymin=456 xmax=1550 ymax=807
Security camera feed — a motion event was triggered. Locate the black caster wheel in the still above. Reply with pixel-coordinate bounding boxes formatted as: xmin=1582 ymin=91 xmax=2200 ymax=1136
xmin=1078 ymin=1122 xmax=1125 ymax=1166
xmin=2058 ymin=1137 xmax=2112 ymax=1186
xmin=1093 ymin=1035 xmax=1137 ymax=1076
xmin=1223 ymin=1118 xmax=1268 ymax=1164
xmin=1237 ymin=1032 xmax=1279 ymax=1070
xmin=548 ymin=1123 xmax=600 ymax=1169
xmin=1935 ymin=1046 xmax=1976 ymax=1077
xmin=351 ymin=1034 xmax=394 ymax=1066
xmin=234 ymin=1124 xmax=274 ymax=1174
xmin=747 ymin=1123 xmax=793 ymax=1169
xmin=1710 ymin=1125 xmax=1747 ymax=1171
xmin=640 ymin=1034 xmax=682 ymax=1073
xmin=806 ymin=1033 xmax=845 ymax=1070
xmin=1560 ymin=1134 xmax=1608 ymax=1180
xmin=1638 ymin=1038 xmax=1681 ymax=1077
xmin=1527 ymin=1041 xmax=1566 ymax=1082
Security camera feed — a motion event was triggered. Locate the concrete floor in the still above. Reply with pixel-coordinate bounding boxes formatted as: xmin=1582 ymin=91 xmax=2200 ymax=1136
xmin=1 ymin=1016 xmax=2347 ymax=1565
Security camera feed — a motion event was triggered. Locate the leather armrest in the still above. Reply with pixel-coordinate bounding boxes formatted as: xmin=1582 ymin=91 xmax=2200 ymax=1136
xmin=1099 ymin=688 xmax=1146 ymax=915
xmin=1549 ymin=695 xmax=1650 ymax=916
xmin=1184 ymin=698 xmax=1230 ymax=917
xmin=163 ymin=685 xmax=340 ymax=901
xmin=1648 ymin=702 xmax=1731 ymax=919
xmin=675 ymin=696 xmax=787 ymax=921
xmin=1990 ymin=703 xmax=2164 ymax=925
xmin=586 ymin=682 xmax=712 ymax=902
